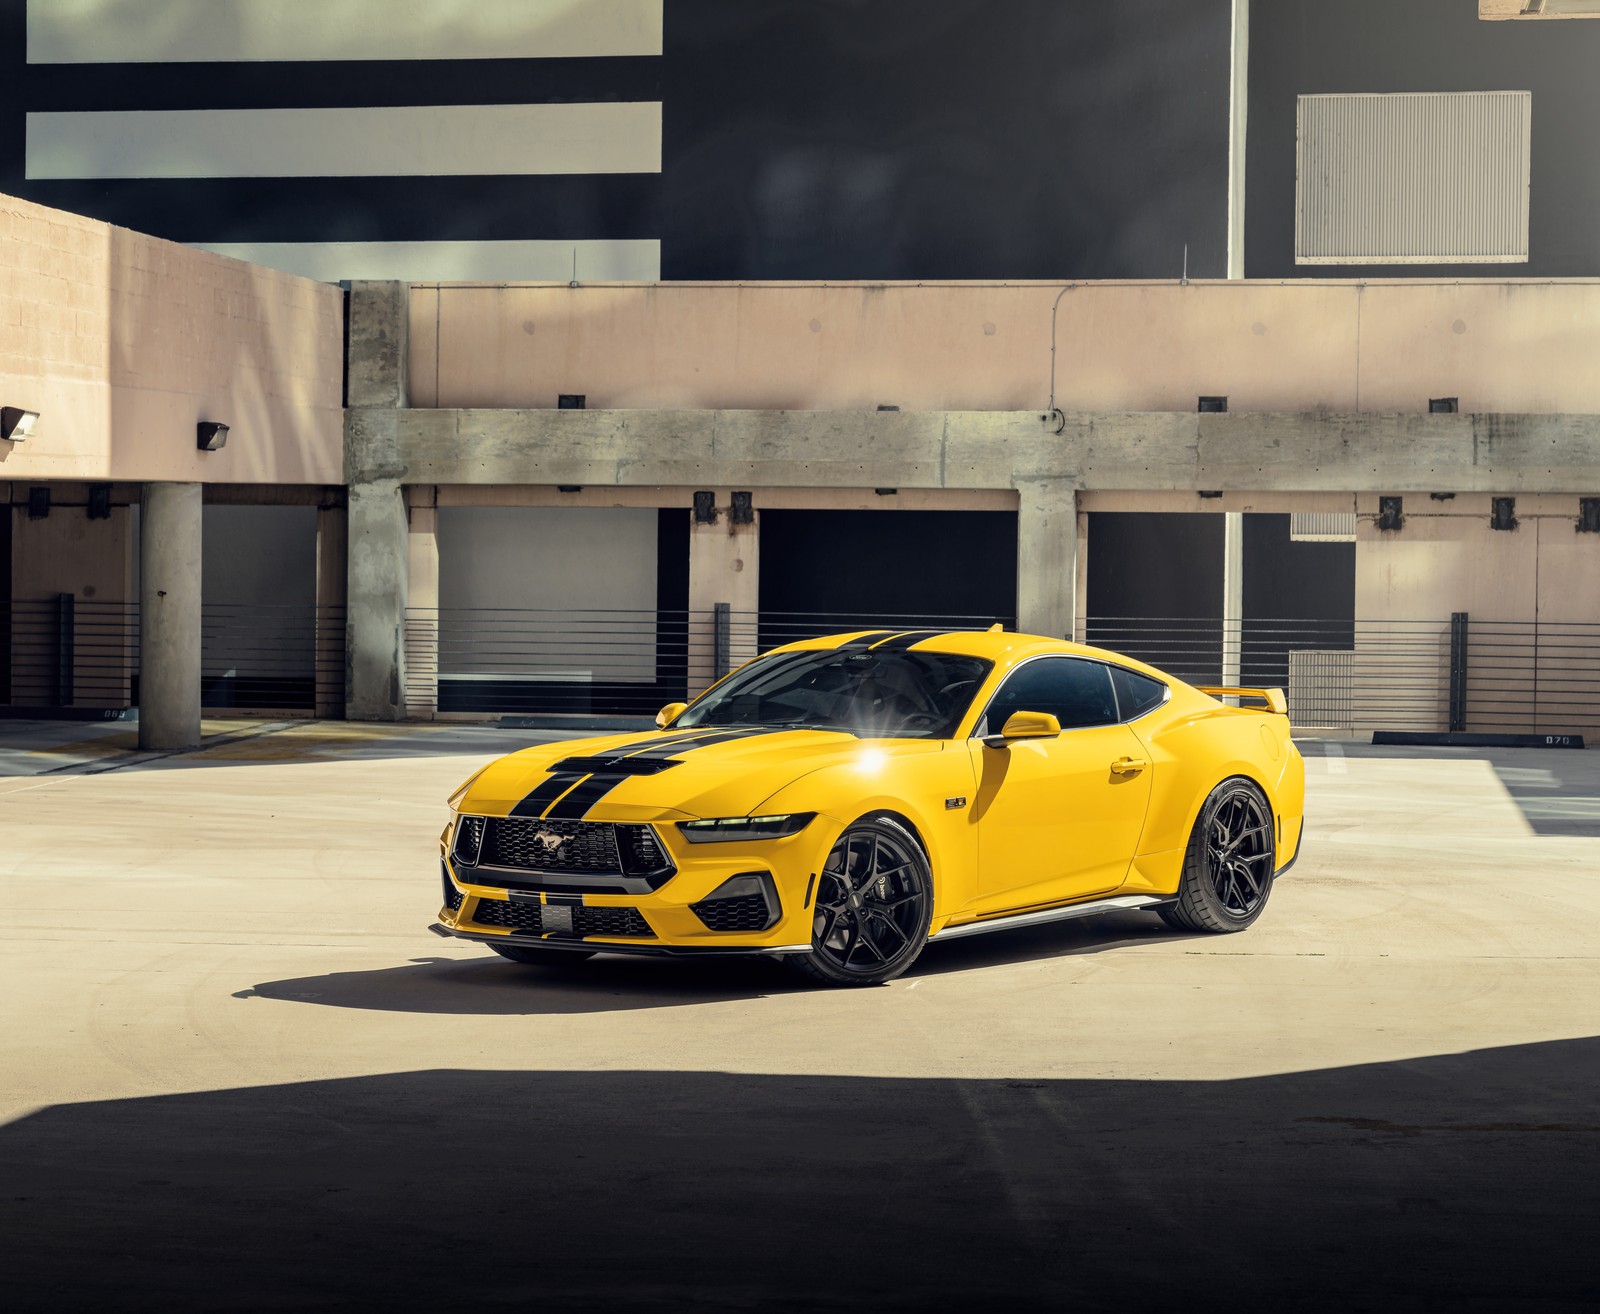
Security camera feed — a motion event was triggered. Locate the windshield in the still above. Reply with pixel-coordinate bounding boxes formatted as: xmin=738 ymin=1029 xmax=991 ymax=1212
xmin=675 ymin=647 xmax=992 ymax=739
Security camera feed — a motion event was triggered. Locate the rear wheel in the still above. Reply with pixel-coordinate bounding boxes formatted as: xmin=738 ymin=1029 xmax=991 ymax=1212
xmin=1160 ymin=779 xmax=1276 ymax=933
xmin=489 ymin=942 xmax=597 ymax=966
xmin=786 ymin=816 xmax=933 ymax=987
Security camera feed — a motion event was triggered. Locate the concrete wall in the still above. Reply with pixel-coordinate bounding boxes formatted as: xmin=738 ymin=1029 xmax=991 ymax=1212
xmin=410 ymin=279 xmax=1600 ymax=415
xmin=0 ymin=191 xmax=344 ymax=483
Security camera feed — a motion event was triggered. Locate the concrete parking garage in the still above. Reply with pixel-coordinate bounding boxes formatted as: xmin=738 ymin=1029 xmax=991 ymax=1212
xmin=1 ymin=727 xmax=1596 ymax=1310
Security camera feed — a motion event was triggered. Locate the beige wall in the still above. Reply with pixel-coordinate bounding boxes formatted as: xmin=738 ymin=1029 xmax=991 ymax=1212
xmin=0 ymin=192 xmax=344 ymax=483
xmin=411 ymin=279 xmax=1600 ymax=416
xmin=1354 ymin=494 xmax=1600 ymax=733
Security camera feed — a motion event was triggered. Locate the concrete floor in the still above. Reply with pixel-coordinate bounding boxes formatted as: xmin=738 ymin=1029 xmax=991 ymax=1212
xmin=1 ymin=725 xmax=1597 ymax=1311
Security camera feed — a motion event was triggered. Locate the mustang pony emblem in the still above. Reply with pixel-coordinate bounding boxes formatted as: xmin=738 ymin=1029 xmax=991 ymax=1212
xmin=531 ymin=830 xmax=572 ymax=853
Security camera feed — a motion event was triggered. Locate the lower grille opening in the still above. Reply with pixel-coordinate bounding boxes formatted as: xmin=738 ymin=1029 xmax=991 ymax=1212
xmin=472 ymin=898 xmax=654 ymax=939
xmin=691 ymin=891 xmax=774 ymax=933
xmin=441 ymin=863 xmax=464 ymax=912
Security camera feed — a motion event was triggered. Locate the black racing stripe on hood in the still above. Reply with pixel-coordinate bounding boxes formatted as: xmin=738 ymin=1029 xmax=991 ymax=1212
xmin=541 ymin=773 xmax=623 ymax=820
xmin=510 ymin=774 xmax=585 ymax=817
xmin=621 ymin=727 xmax=774 ymax=759
xmin=545 ymin=727 xmax=804 ymax=820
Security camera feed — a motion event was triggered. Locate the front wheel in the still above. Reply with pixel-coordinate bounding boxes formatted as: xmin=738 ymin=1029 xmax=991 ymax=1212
xmin=785 ymin=815 xmax=933 ymax=988
xmin=489 ymin=942 xmax=597 ymax=967
xmin=1160 ymin=778 xmax=1276 ymax=934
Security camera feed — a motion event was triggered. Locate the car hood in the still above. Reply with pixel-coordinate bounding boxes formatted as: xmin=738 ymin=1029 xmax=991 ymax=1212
xmin=458 ymin=726 xmax=947 ymax=821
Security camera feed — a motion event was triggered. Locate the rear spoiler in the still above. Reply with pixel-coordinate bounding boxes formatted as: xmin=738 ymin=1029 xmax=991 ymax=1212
xmin=1197 ymin=686 xmax=1288 ymax=716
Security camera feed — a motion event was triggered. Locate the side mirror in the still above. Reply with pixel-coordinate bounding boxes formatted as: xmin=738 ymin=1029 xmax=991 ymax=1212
xmin=656 ymin=702 xmax=688 ymax=729
xmin=982 ymin=710 xmax=1061 ymax=749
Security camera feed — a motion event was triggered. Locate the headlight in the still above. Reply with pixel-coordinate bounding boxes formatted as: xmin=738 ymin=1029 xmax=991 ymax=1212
xmin=676 ymin=813 xmax=816 ymax=844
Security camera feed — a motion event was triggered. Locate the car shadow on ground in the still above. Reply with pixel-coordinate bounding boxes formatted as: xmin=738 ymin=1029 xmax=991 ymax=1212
xmin=238 ymin=914 xmax=1196 ymax=1016
xmin=3 ymin=1039 xmax=1597 ymax=1312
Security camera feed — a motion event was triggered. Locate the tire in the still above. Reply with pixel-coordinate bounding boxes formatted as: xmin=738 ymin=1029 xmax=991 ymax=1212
xmin=1160 ymin=778 xmax=1276 ymax=934
xmin=785 ymin=815 xmax=934 ymax=988
xmin=489 ymin=942 xmax=598 ymax=966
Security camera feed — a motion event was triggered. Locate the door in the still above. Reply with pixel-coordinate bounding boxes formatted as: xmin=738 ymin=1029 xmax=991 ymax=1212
xmin=966 ymin=657 xmax=1154 ymax=914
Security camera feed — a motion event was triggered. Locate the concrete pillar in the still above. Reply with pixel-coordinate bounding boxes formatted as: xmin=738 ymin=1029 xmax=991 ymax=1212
xmin=139 ymin=482 xmax=202 ymax=750
xmin=404 ymin=502 xmax=440 ymax=718
xmin=1222 ymin=510 xmax=1244 ymax=685
xmin=314 ymin=503 xmax=347 ymax=718
xmin=1227 ymin=0 xmax=1250 ymax=279
xmin=687 ymin=495 xmax=760 ymax=694
xmin=346 ymin=479 xmax=408 ymax=721
xmin=1016 ymin=480 xmax=1079 ymax=640
xmin=345 ymin=281 xmax=411 ymax=720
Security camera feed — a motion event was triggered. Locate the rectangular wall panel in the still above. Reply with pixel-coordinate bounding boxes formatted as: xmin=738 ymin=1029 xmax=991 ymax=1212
xmin=1296 ymin=91 xmax=1531 ymax=264
xmin=27 ymin=103 xmax=662 ymax=180
xmin=197 ymin=240 xmax=662 ymax=284
xmin=27 ymin=0 xmax=663 ymax=63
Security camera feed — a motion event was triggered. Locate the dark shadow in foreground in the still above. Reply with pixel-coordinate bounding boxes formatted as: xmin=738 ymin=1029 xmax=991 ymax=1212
xmin=2 ymin=1040 xmax=1597 ymax=1312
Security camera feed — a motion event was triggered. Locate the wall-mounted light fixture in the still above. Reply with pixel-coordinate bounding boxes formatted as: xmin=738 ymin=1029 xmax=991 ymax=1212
xmin=87 ymin=485 xmax=111 ymax=521
xmin=874 ymin=488 xmax=899 ymax=497
xmin=557 ymin=484 xmax=583 ymax=494
xmin=1378 ymin=496 xmax=1404 ymax=532
xmin=197 ymin=421 xmax=229 ymax=451
xmin=730 ymin=491 xmax=754 ymax=525
xmin=27 ymin=486 xmax=50 ymax=519
xmin=1 ymin=406 xmax=40 ymax=442
xmin=1197 ymin=396 xmax=1228 ymax=413
xmin=1429 ymin=397 xmax=1459 ymax=414
xmin=1579 ymin=498 xmax=1600 ymax=534
xmin=1491 ymin=497 xmax=1518 ymax=531
xmin=876 ymin=404 xmax=900 ymax=412
xmin=693 ymin=491 xmax=717 ymax=525
xmin=1198 ymin=490 xmax=1224 ymax=499
xmin=558 ymin=394 xmax=586 ymax=410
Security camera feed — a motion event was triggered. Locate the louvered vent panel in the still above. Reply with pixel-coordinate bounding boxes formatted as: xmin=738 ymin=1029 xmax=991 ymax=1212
xmin=1297 ymin=92 xmax=1530 ymax=264
xmin=1290 ymin=512 xmax=1357 ymax=542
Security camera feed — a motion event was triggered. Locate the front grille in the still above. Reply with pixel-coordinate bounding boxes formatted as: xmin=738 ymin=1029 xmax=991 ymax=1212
xmin=577 ymin=906 xmax=653 ymax=938
xmin=471 ymin=898 xmax=654 ymax=939
xmin=691 ymin=892 xmax=773 ymax=932
xmin=441 ymin=863 xmax=464 ymax=912
xmin=473 ymin=897 xmax=542 ymax=932
xmin=484 ymin=818 xmax=621 ymax=873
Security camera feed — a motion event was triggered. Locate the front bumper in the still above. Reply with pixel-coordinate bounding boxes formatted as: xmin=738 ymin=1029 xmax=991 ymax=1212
xmin=433 ymin=816 xmax=831 ymax=956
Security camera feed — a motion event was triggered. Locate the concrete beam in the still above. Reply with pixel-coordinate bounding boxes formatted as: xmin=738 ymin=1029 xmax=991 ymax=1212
xmin=395 ymin=408 xmax=1600 ymax=495
xmin=139 ymin=482 xmax=202 ymax=750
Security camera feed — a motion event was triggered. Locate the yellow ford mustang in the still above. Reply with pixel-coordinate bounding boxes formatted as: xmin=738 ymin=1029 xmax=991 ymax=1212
xmin=432 ymin=628 xmax=1305 ymax=987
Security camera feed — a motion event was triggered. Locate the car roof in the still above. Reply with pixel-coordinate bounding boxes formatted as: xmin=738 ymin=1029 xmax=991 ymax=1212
xmin=772 ymin=628 xmax=1178 ymax=684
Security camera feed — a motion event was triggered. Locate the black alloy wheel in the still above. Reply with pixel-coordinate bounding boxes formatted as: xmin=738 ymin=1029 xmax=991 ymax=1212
xmin=1161 ymin=779 xmax=1277 ymax=934
xmin=787 ymin=815 xmax=933 ymax=987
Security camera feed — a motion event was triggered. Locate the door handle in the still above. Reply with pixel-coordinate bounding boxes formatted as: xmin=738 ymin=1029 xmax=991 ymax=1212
xmin=1110 ymin=756 xmax=1149 ymax=775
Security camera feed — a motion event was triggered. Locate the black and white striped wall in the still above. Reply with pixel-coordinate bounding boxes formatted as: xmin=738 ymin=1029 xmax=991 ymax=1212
xmin=1 ymin=0 xmax=1234 ymax=283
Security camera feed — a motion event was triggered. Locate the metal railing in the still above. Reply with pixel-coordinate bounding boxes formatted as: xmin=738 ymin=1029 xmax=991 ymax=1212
xmin=1084 ymin=615 xmax=1600 ymax=734
xmin=2 ymin=598 xmax=139 ymax=712
xmin=1 ymin=599 xmax=345 ymax=717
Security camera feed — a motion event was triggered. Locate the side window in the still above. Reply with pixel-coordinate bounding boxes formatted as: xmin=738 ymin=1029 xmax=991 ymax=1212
xmin=1110 ymin=666 xmax=1167 ymax=722
xmin=978 ymin=658 xmax=1118 ymax=735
